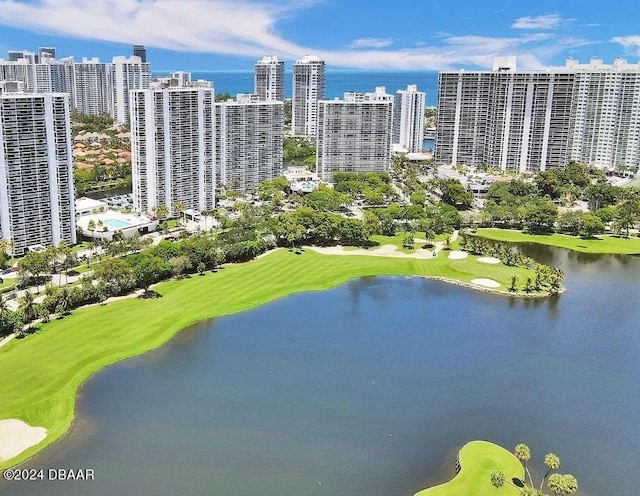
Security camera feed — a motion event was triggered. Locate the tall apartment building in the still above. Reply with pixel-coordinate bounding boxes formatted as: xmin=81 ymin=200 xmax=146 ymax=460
xmin=292 ymin=55 xmax=325 ymax=136
xmin=73 ymin=58 xmax=110 ymax=115
xmin=133 ymin=45 xmax=147 ymax=64
xmin=316 ymin=88 xmax=394 ymax=181
xmin=0 ymin=59 xmax=52 ymax=93
xmin=436 ymin=67 xmax=575 ymax=172
xmin=567 ymin=57 xmax=640 ymax=170
xmin=130 ymin=88 xmax=215 ymax=215
xmin=110 ymin=56 xmax=151 ymax=124
xmin=254 ymin=56 xmax=285 ymax=102
xmin=45 ymin=57 xmax=76 ymax=104
xmin=393 ymin=84 xmax=426 ymax=153
xmin=7 ymin=50 xmax=35 ymax=63
xmin=216 ymin=94 xmax=284 ymax=191
xmin=0 ymin=93 xmax=76 ymax=255
xmin=38 ymin=47 xmax=56 ymax=62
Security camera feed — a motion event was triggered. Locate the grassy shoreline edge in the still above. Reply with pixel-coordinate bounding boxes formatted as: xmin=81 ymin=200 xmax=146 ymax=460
xmin=476 ymin=228 xmax=640 ymax=254
xmin=1 ymin=247 xmax=546 ymax=469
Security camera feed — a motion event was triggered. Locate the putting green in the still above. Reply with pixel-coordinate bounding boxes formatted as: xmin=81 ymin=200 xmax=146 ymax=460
xmin=415 ymin=440 xmax=523 ymax=496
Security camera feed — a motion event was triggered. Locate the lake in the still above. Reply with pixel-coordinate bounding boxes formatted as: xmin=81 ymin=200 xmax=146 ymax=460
xmin=2 ymin=245 xmax=638 ymax=496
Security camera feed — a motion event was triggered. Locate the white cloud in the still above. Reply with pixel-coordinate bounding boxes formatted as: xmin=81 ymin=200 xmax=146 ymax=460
xmin=349 ymin=37 xmax=394 ymax=49
xmin=612 ymin=35 xmax=640 ymax=56
xmin=512 ymin=14 xmax=564 ymax=30
xmin=0 ymin=0 xmax=585 ymax=70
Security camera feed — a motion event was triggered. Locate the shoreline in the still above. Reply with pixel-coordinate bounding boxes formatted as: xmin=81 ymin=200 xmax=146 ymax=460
xmin=0 ymin=247 xmax=552 ymax=468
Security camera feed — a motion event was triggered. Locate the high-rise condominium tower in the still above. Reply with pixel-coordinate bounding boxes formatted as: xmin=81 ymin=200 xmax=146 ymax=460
xmin=131 ymin=88 xmax=216 ymax=215
xmin=316 ymin=88 xmax=394 ymax=181
xmin=0 ymin=93 xmax=76 ymax=255
xmin=567 ymin=57 xmax=640 ymax=171
xmin=393 ymin=85 xmax=426 ymax=153
xmin=110 ymin=55 xmax=151 ymax=124
xmin=436 ymin=66 xmax=575 ymax=172
xmin=38 ymin=47 xmax=56 ymax=62
xmin=133 ymin=45 xmax=147 ymax=63
xmin=292 ymin=55 xmax=325 ymax=136
xmin=216 ymin=94 xmax=284 ymax=192
xmin=254 ymin=56 xmax=285 ymax=102
xmin=73 ymin=57 xmax=110 ymax=115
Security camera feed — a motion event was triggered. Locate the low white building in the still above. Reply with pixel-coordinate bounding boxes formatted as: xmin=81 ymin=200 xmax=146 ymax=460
xmin=76 ymin=210 xmax=158 ymax=241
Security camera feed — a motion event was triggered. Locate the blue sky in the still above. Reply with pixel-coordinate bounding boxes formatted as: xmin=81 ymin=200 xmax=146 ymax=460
xmin=0 ymin=0 xmax=639 ymax=71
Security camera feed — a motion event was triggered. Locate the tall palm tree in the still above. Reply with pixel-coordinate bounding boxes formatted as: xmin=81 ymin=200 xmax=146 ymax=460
xmin=18 ymin=292 xmax=38 ymax=331
xmin=540 ymin=453 xmax=560 ymax=492
xmin=0 ymin=295 xmax=9 ymax=322
xmin=514 ymin=443 xmax=534 ymax=487
xmin=173 ymin=202 xmax=186 ymax=224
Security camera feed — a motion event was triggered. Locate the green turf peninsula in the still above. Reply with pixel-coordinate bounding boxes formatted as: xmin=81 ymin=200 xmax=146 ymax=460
xmin=476 ymin=228 xmax=640 ymax=254
xmin=415 ymin=441 xmax=523 ymax=496
xmin=0 ymin=249 xmax=539 ymax=469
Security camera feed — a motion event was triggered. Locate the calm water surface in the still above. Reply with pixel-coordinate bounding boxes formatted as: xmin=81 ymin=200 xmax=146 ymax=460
xmin=2 ymin=246 xmax=639 ymax=496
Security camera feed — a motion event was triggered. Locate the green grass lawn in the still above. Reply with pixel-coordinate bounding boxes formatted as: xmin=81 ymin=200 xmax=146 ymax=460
xmin=476 ymin=228 xmax=640 ymax=254
xmin=0 ymin=278 xmax=15 ymax=291
xmin=0 ymin=249 xmax=538 ymax=469
xmin=415 ymin=440 xmax=523 ymax=496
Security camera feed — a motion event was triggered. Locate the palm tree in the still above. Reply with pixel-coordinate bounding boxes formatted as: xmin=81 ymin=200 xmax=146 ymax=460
xmin=154 ymin=204 xmax=169 ymax=219
xmin=173 ymin=202 xmax=186 ymax=224
xmin=18 ymin=292 xmax=38 ymax=331
xmin=540 ymin=454 xmax=560 ymax=492
xmin=0 ymin=295 xmax=9 ymax=323
xmin=56 ymin=287 xmax=73 ymax=315
xmin=509 ymin=275 xmax=518 ymax=292
xmin=515 ymin=443 xmax=534 ymax=487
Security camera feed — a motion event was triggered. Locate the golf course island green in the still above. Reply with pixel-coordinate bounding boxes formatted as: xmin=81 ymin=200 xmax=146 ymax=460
xmin=0 ymin=248 xmax=542 ymax=469
xmin=415 ymin=440 xmax=523 ymax=496
xmin=476 ymin=228 xmax=640 ymax=255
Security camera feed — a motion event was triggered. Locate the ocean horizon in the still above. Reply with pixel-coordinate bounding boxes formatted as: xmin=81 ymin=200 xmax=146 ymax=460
xmin=154 ymin=70 xmax=440 ymax=105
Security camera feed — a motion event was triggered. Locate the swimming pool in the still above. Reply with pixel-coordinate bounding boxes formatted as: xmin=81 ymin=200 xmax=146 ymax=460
xmin=104 ymin=219 xmax=130 ymax=229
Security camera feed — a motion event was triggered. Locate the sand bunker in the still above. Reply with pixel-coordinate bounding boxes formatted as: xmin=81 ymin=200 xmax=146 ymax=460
xmin=448 ymin=251 xmax=468 ymax=260
xmin=471 ymin=278 xmax=501 ymax=288
xmin=477 ymin=257 xmax=501 ymax=264
xmin=0 ymin=419 xmax=47 ymax=462
xmin=308 ymin=245 xmax=436 ymax=259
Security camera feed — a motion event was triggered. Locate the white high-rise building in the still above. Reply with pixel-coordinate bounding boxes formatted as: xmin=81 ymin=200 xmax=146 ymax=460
xmin=131 ymin=88 xmax=216 ymax=215
xmin=48 ymin=57 xmax=76 ymax=103
xmin=216 ymin=94 xmax=284 ymax=192
xmin=393 ymin=84 xmax=426 ymax=153
xmin=110 ymin=55 xmax=151 ymax=124
xmin=292 ymin=55 xmax=325 ymax=136
xmin=73 ymin=57 xmax=109 ymax=115
xmin=436 ymin=66 xmax=575 ymax=172
xmin=0 ymin=59 xmax=52 ymax=93
xmin=567 ymin=57 xmax=640 ymax=171
xmin=0 ymin=93 xmax=76 ymax=255
xmin=316 ymin=89 xmax=394 ymax=181
xmin=254 ymin=56 xmax=285 ymax=102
